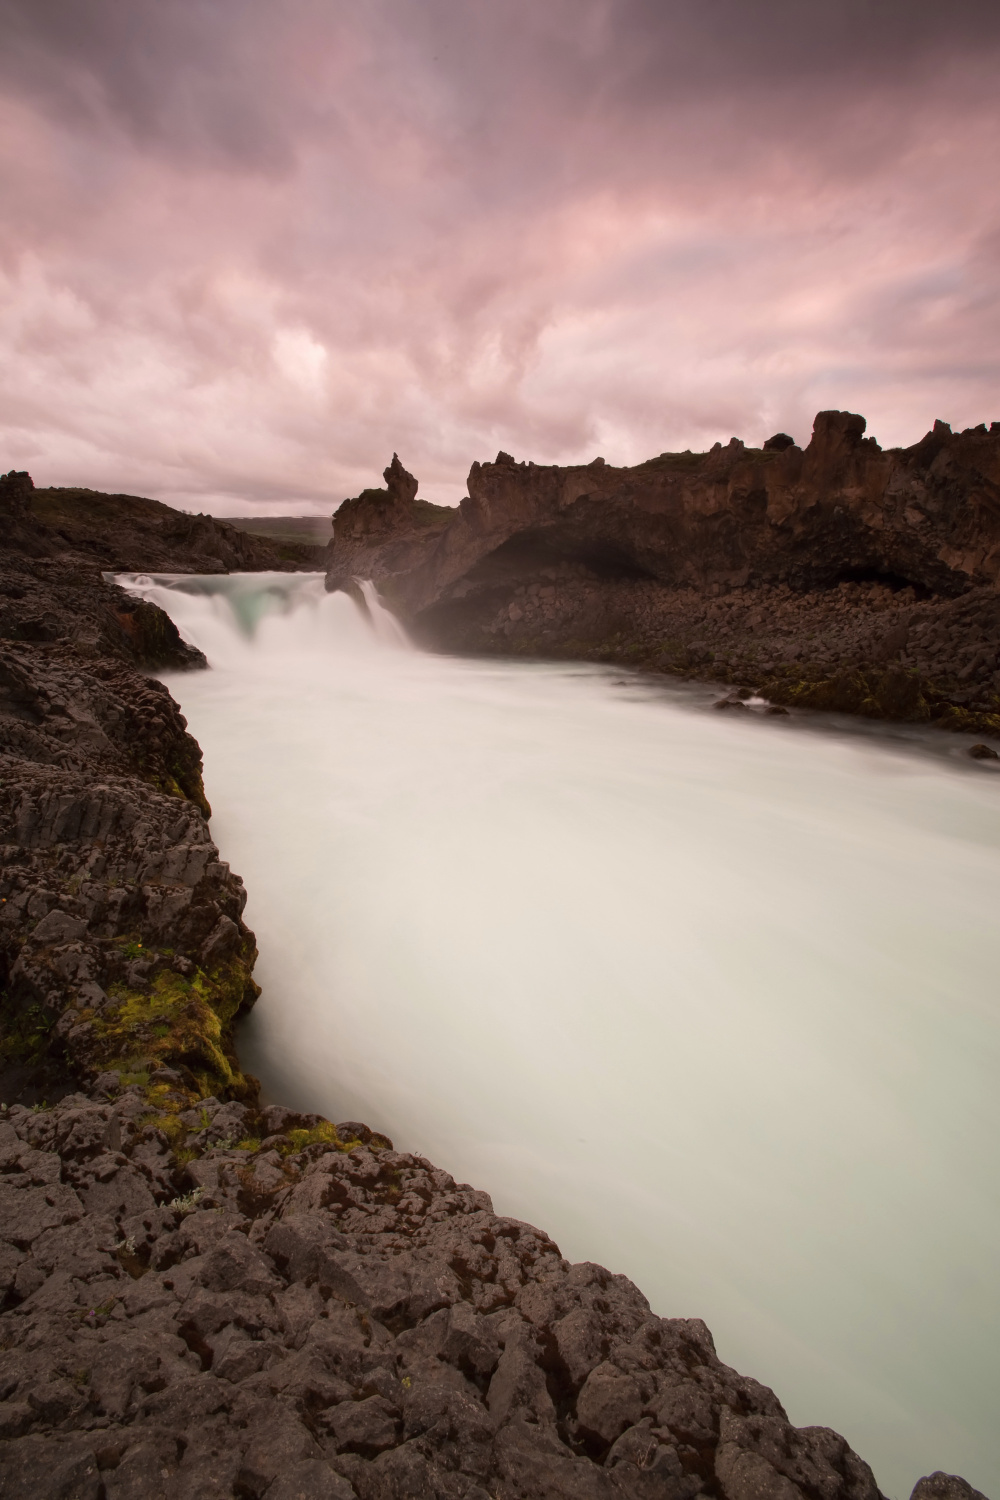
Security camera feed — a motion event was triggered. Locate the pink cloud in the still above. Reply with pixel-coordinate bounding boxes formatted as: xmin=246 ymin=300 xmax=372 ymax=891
xmin=0 ymin=0 xmax=998 ymax=512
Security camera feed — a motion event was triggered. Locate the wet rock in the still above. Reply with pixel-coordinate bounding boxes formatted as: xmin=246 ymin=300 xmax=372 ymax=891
xmin=968 ymin=743 xmax=999 ymax=759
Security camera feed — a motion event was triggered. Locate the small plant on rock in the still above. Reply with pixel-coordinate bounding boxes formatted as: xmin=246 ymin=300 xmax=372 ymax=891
xmin=168 ymin=1187 xmax=205 ymax=1216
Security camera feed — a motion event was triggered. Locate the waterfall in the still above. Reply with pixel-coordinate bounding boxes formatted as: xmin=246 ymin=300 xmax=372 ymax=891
xmin=117 ymin=570 xmax=1000 ymax=1499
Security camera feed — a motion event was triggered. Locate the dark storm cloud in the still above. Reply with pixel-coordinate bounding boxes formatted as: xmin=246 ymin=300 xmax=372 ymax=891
xmin=5 ymin=1 xmax=999 ymax=162
xmin=0 ymin=0 xmax=306 ymax=171
xmin=605 ymin=0 xmax=1000 ymax=85
xmin=0 ymin=0 xmax=998 ymax=510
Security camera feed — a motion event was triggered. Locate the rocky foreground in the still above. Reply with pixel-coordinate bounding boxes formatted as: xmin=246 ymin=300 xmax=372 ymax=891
xmin=0 ymin=470 xmax=990 ymax=1499
xmin=327 ymin=414 xmax=1000 ymax=738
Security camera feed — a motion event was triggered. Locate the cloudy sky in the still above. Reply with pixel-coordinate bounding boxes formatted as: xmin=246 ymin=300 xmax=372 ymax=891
xmin=1 ymin=0 xmax=999 ymax=513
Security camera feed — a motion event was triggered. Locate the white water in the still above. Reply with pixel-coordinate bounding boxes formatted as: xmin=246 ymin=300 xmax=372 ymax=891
xmin=122 ymin=571 xmax=1000 ymax=1499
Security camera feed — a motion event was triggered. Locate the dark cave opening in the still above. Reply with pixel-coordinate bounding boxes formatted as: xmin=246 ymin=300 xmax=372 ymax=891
xmin=468 ymin=528 xmax=655 ymax=584
xmin=828 ymin=565 xmax=936 ymax=597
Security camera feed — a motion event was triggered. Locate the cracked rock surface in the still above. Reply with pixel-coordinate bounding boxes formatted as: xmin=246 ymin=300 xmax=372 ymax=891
xmin=0 ymin=1090 xmax=915 ymax=1500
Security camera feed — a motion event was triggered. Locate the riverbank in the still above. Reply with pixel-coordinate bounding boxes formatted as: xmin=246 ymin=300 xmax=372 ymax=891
xmin=0 ymin=471 xmax=988 ymax=1500
xmin=418 ymin=571 xmax=1000 ymax=737
xmin=325 ymin=415 xmax=1000 ymax=739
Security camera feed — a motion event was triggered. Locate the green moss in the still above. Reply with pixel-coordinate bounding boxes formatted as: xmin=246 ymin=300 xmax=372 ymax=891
xmin=760 ymin=666 xmax=931 ymax=722
xmin=278 ymin=1121 xmax=388 ymax=1157
xmin=284 ymin=1121 xmax=344 ymax=1153
xmin=90 ymin=955 xmax=258 ymax=1103
xmin=142 ymin=1111 xmax=187 ymax=1146
xmin=932 ymin=705 xmax=1000 ymax=735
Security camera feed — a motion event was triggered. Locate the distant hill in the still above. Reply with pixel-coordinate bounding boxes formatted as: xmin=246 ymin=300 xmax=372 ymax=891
xmin=10 ymin=479 xmax=325 ymax=572
xmin=220 ymin=515 xmax=333 ymax=548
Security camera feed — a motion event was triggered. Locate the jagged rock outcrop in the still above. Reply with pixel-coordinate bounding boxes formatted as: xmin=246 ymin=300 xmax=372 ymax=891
xmin=327 ymin=415 xmax=1000 ymax=611
xmin=329 ymin=454 xmax=455 ymax=583
xmin=325 ymin=417 xmax=1000 ymax=736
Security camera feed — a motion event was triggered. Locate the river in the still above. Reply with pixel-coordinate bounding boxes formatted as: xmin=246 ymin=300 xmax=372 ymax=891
xmin=119 ymin=570 xmax=1000 ymax=1499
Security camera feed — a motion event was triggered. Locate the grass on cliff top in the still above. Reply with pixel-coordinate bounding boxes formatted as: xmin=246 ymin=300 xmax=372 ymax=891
xmin=410 ymin=499 xmax=455 ymax=525
xmin=31 ymin=486 xmax=182 ymax=531
xmin=218 ymin=516 xmax=333 ymax=546
xmin=634 ymin=445 xmax=783 ymax=472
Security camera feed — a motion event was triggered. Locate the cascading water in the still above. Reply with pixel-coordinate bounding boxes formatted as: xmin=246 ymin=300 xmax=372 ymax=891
xmin=119 ymin=571 xmax=1000 ymax=1499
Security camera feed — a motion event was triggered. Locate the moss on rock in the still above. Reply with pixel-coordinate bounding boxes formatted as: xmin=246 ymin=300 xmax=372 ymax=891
xmin=88 ymin=952 xmax=259 ymax=1104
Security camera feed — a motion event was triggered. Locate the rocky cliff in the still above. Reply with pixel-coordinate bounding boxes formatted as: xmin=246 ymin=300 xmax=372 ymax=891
xmin=10 ymin=471 xmax=325 ymax=575
xmin=0 ymin=469 xmax=990 ymax=1499
xmin=327 ymin=419 xmax=1000 ymax=736
xmin=0 ymin=469 xmax=260 ymax=1114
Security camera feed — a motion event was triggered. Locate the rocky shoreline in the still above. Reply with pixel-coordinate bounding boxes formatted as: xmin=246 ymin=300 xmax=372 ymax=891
xmin=0 ymin=469 xmax=989 ymax=1499
xmin=326 ymin=414 xmax=1000 ymax=741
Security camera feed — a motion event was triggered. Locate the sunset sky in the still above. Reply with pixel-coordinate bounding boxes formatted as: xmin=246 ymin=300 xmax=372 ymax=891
xmin=1 ymin=0 xmax=999 ymax=512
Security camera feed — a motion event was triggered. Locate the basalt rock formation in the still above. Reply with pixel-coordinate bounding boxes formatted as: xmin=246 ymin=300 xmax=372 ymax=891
xmin=1 ymin=474 xmax=991 ymax=1498
xmin=327 ymin=418 xmax=1000 ymax=736
xmin=0 ymin=472 xmax=259 ymax=1114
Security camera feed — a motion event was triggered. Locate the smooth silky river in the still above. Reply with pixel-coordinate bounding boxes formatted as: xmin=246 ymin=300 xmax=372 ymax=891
xmin=122 ymin=571 xmax=999 ymax=1499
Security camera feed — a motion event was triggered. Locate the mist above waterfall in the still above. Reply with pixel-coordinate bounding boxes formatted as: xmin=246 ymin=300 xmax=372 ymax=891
xmin=119 ymin=571 xmax=1000 ymax=1499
